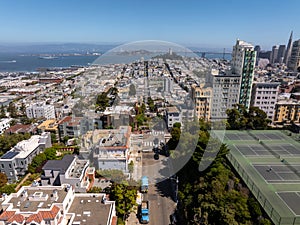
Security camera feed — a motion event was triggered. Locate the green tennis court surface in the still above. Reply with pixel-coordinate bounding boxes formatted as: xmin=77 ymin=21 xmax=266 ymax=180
xmin=217 ymin=130 xmax=300 ymax=225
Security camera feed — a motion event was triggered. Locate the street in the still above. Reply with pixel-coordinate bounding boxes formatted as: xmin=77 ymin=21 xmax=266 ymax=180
xmin=141 ymin=153 xmax=176 ymax=225
xmin=127 ymin=131 xmax=177 ymax=225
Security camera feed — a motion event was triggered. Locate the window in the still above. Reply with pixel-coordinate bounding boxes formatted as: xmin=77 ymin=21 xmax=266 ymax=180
xmin=9 ymin=164 xmax=11 ymax=168
xmin=1 ymin=164 xmax=3 ymax=169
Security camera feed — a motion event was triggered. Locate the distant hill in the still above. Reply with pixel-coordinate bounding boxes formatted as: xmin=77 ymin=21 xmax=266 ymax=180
xmin=0 ymin=43 xmax=120 ymax=54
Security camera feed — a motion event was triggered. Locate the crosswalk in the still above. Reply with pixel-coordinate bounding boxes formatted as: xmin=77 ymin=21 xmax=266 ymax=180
xmin=144 ymin=141 xmax=154 ymax=147
xmin=149 ymin=130 xmax=165 ymax=136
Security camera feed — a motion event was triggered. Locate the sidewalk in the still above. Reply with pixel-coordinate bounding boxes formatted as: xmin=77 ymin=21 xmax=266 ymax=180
xmin=125 ymin=211 xmax=140 ymax=225
xmin=15 ymin=173 xmax=31 ymax=191
xmin=130 ymin=137 xmax=143 ymax=181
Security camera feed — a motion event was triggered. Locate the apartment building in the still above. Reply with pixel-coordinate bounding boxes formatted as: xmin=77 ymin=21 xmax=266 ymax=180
xmin=232 ymin=40 xmax=256 ymax=109
xmin=251 ymin=82 xmax=280 ymax=120
xmin=26 ymin=102 xmax=56 ymax=120
xmin=207 ymin=70 xmax=241 ymax=121
xmin=0 ymin=184 xmax=116 ymax=225
xmin=273 ymin=100 xmax=300 ymax=124
xmin=41 ymin=155 xmax=94 ymax=193
xmin=166 ymin=106 xmax=182 ymax=129
xmin=81 ymin=126 xmax=131 ymax=173
xmin=0 ymin=132 xmax=51 ymax=182
xmin=0 ymin=118 xmax=12 ymax=134
xmin=191 ymin=84 xmax=212 ymax=121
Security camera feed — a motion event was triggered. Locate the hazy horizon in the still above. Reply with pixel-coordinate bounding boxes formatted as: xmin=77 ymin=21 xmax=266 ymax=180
xmin=0 ymin=0 xmax=298 ymax=51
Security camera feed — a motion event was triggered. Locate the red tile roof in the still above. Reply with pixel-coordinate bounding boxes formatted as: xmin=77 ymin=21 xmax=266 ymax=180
xmin=26 ymin=205 xmax=60 ymax=223
xmin=5 ymin=124 xmax=36 ymax=134
xmin=26 ymin=213 xmax=43 ymax=223
xmin=40 ymin=205 xmax=60 ymax=220
xmin=57 ymin=116 xmax=72 ymax=125
xmin=0 ymin=211 xmax=16 ymax=221
xmin=7 ymin=214 xmax=25 ymax=223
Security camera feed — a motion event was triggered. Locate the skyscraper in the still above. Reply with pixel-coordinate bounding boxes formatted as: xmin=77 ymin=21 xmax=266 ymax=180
xmin=284 ymin=31 xmax=293 ymax=65
xmin=254 ymin=45 xmax=261 ymax=54
xmin=288 ymin=40 xmax=300 ymax=71
xmin=270 ymin=45 xmax=279 ymax=64
xmin=254 ymin=45 xmax=261 ymax=65
xmin=277 ymin=45 xmax=286 ymax=64
xmin=231 ymin=39 xmax=256 ymax=109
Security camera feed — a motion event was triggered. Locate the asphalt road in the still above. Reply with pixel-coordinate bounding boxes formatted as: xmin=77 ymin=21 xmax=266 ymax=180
xmin=141 ymin=152 xmax=176 ymax=225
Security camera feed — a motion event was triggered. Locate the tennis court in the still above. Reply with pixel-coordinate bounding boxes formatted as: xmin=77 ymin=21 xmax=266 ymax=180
xmin=254 ymin=164 xmax=300 ymax=183
xmin=224 ymin=133 xmax=255 ymax=141
xmin=219 ymin=130 xmax=300 ymax=225
xmin=254 ymin=133 xmax=287 ymax=141
xmin=234 ymin=143 xmax=300 ymax=157
xmin=224 ymin=131 xmax=287 ymax=141
xmin=277 ymin=192 xmax=300 ymax=216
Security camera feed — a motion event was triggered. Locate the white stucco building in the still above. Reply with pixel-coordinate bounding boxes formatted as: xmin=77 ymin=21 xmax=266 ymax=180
xmin=26 ymin=102 xmax=56 ymax=120
xmin=251 ymin=82 xmax=280 ymax=120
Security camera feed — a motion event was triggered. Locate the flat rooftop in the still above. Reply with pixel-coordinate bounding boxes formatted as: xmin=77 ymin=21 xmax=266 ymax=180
xmin=43 ymin=154 xmax=75 ymax=174
xmin=67 ymin=159 xmax=88 ymax=179
xmin=219 ymin=130 xmax=300 ymax=225
xmin=1 ymin=134 xmax=46 ymax=160
xmin=166 ymin=106 xmax=179 ymax=114
xmin=37 ymin=119 xmax=57 ymax=130
xmin=8 ymin=186 xmax=68 ymax=212
xmin=85 ymin=126 xmax=131 ymax=150
xmin=68 ymin=195 xmax=113 ymax=225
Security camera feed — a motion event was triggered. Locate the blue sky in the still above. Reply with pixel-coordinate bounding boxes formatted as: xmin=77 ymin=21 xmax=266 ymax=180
xmin=0 ymin=0 xmax=299 ymax=50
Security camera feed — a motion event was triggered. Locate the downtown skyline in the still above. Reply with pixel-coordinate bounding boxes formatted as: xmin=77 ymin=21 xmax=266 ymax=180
xmin=0 ymin=0 xmax=299 ymax=49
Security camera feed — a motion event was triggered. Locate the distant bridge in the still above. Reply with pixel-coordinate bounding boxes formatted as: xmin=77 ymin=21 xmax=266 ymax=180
xmin=192 ymin=51 xmax=232 ymax=59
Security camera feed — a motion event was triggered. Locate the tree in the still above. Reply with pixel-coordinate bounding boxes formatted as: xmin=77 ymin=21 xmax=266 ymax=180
xmin=87 ymin=186 xmax=102 ymax=193
xmin=111 ymin=183 xmax=137 ymax=219
xmin=0 ymin=105 xmax=6 ymax=118
xmin=0 ymin=133 xmax=31 ymax=156
xmin=248 ymin=106 xmax=270 ymax=129
xmin=128 ymin=84 xmax=136 ymax=96
xmin=96 ymin=93 xmax=109 ymax=111
xmin=44 ymin=147 xmax=57 ymax=160
xmin=248 ymin=197 xmax=262 ymax=219
xmin=175 ymin=119 xmax=271 ymax=225
xmin=128 ymin=161 xmax=134 ymax=174
xmin=63 ymin=136 xmax=70 ymax=144
xmin=9 ymin=119 xmax=17 ymax=126
xmin=173 ymin=122 xmax=181 ymax=129
xmin=136 ymin=113 xmax=146 ymax=127
xmin=7 ymin=102 xmax=17 ymax=118
xmin=20 ymin=102 xmax=26 ymax=116
xmin=28 ymin=153 xmax=47 ymax=173
xmin=96 ymin=169 xmax=127 ymax=183
xmin=147 ymin=97 xmax=155 ymax=112
xmin=226 ymin=104 xmax=270 ymax=130
xmin=0 ymin=184 xmax=16 ymax=195
xmin=20 ymin=117 xmax=35 ymax=125
xmin=259 ymin=218 xmax=272 ymax=225
xmin=0 ymin=173 xmax=8 ymax=186
xmin=51 ymin=133 xmax=58 ymax=143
